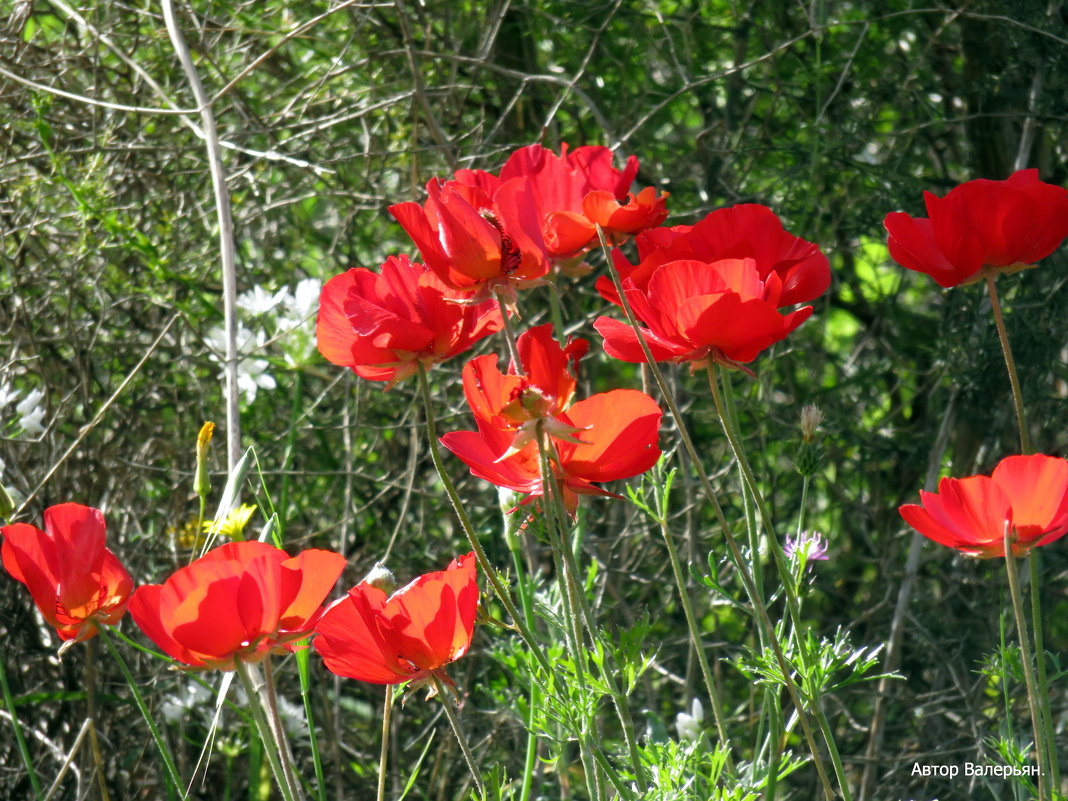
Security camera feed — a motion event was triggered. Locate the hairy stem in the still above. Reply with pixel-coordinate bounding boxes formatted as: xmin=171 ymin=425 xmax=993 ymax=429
xmin=236 ymin=662 xmax=302 ymax=801
xmin=83 ymin=639 xmax=111 ymax=801
xmin=430 ymin=675 xmax=485 ymax=796
xmin=598 ymin=226 xmax=836 ymax=801
xmin=415 ymin=364 xmax=552 ymax=676
xmin=1029 ymin=555 xmax=1060 ymax=792
xmin=649 ymin=475 xmax=734 ymax=772
xmin=709 ymin=364 xmax=852 ymax=801
xmin=1003 ymin=530 xmax=1048 ymax=801
xmin=985 ymin=273 xmax=1030 ymax=454
xmin=377 ymin=686 xmax=393 ymax=801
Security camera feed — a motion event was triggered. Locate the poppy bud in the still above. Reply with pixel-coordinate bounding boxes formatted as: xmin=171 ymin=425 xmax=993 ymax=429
xmin=362 ymin=562 xmax=397 ymax=594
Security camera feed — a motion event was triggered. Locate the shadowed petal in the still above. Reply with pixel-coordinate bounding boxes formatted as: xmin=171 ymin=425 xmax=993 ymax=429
xmin=562 ymin=390 xmax=662 ymax=482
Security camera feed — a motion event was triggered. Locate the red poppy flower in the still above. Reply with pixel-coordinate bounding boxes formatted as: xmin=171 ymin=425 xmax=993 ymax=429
xmin=314 ymin=553 xmax=477 ymax=687
xmin=128 ymin=540 xmax=346 ymax=670
xmin=884 ymin=169 xmax=1068 ymax=288
xmin=462 ymin=323 xmax=589 ymax=455
xmin=389 ymin=178 xmax=549 ymax=302
xmin=496 ymin=144 xmax=642 ymax=257
xmin=594 ymin=258 xmax=813 ymax=372
xmin=316 ymin=255 xmax=502 ymax=385
xmin=441 ymin=389 xmax=662 ymax=514
xmin=1 ymin=503 xmax=133 ymax=642
xmin=899 ymin=454 xmax=1068 ymax=557
xmin=572 ymin=185 xmax=670 ymax=244
xmin=597 ymin=204 xmax=830 ymax=308
xmin=454 ymin=143 xmax=663 ymax=259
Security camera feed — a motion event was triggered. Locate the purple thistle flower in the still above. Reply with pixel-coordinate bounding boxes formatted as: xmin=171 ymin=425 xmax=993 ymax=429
xmin=785 ymin=530 xmax=829 ymax=565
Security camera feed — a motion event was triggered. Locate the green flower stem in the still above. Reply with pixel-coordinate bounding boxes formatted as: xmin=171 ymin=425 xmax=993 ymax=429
xmin=236 ymin=662 xmax=302 ymax=801
xmin=416 ymin=364 xmax=619 ymax=801
xmin=534 ymin=438 xmax=605 ymax=801
xmin=1030 ymin=555 xmax=1061 ymax=792
xmin=506 ymin=528 xmax=542 ymax=801
xmin=0 ymin=651 xmax=42 ymax=799
xmin=1003 ymin=542 xmax=1046 ymax=798
xmin=294 ymin=649 xmax=327 ymax=801
xmin=708 ymin=364 xmax=853 ymax=801
xmin=97 ymin=627 xmax=188 ymax=801
xmin=598 ymin=227 xmax=836 ymax=801
xmin=796 ymin=474 xmax=812 ymax=539
xmin=649 ymin=478 xmax=734 ymax=773
xmin=377 ymin=685 xmax=393 ymax=801
xmin=262 ymin=660 xmax=305 ymax=801
xmin=414 ymin=364 xmax=553 ymax=677
xmin=719 ymin=367 xmax=767 ymax=644
xmin=430 ymin=675 xmax=486 ymax=797
xmin=496 ymin=289 xmax=521 ymax=368
xmin=541 ymin=437 xmax=647 ymax=793
xmin=547 ymin=277 xmax=566 ymax=342
xmin=766 ymin=690 xmax=784 ymax=801
xmin=1004 ymin=530 xmax=1049 ymax=800
xmin=986 ymin=272 xmax=1059 ymax=789
xmin=196 ymin=495 xmax=207 ymax=548
xmin=985 ymin=273 xmax=1030 ymax=454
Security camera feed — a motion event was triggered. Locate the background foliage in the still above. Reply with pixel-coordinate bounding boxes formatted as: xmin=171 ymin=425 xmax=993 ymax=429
xmin=2 ymin=1 xmax=1067 ymax=799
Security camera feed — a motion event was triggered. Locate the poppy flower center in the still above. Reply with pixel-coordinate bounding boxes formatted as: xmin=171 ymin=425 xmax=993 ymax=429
xmin=478 ymin=210 xmax=523 ymax=275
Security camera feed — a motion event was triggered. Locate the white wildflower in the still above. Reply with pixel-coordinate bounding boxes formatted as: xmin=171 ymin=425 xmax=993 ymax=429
xmin=284 ymin=278 xmax=321 ymax=323
xmin=277 ymin=277 xmax=322 ymax=365
xmin=206 ymin=324 xmax=276 ymax=403
xmin=675 ymin=697 xmax=704 ymax=742
xmin=16 ymin=388 xmax=46 ymax=435
xmin=0 ymin=382 xmax=18 ymax=410
xmin=160 ymin=681 xmax=212 ymax=724
xmin=237 ymin=285 xmax=289 ymax=317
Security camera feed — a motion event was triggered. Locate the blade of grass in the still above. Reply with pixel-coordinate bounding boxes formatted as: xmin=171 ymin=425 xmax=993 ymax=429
xmin=0 ymin=653 xmax=43 ymax=799
xmin=97 ymin=627 xmax=188 ymax=800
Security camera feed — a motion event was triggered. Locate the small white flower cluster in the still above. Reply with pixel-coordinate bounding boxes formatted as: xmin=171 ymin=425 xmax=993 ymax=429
xmin=1 ymin=380 xmax=47 ymax=437
xmin=207 ymin=277 xmax=323 ymax=403
xmin=237 ymin=277 xmax=320 ymax=335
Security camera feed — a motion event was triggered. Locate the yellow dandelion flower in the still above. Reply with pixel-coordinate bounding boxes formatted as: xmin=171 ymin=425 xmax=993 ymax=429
xmin=202 ymin=503 xmax=257 ymax=540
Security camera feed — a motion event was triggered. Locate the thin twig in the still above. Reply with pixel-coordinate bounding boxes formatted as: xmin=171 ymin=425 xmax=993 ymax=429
xmin=40 ymin=718 xmax=91 ymax=801
xmin=392 ymin=0 xmax=457 ymax=170
xmin=161 ymin=0 xmax=242 ymax=469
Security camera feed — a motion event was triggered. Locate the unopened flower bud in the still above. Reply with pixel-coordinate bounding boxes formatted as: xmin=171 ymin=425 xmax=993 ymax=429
xmin=800 ymin=404 xmax=823 ymax=443
xmin=194 ymin=421 xmax=214 ymax=499
xmin=362 ymin=562 xmax=397 ymax=594
xmin=795 ymin=405 xmax=825 ymax=476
